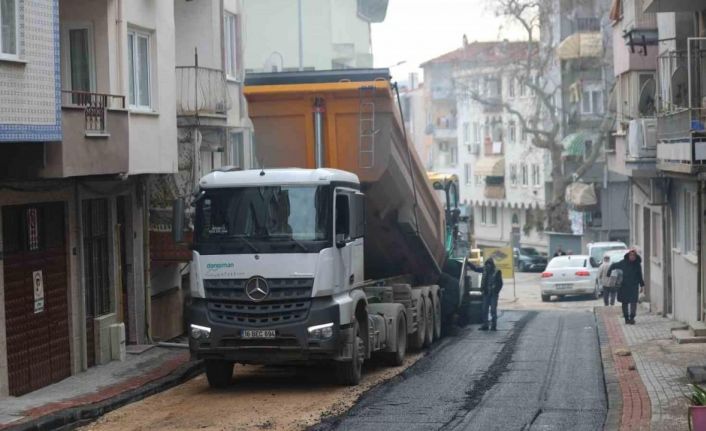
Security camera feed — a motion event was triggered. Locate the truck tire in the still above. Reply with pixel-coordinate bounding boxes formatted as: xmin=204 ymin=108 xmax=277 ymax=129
xmin=205 ymin=360 xmax=234 ymax=389
xmin=541 ymin=294 xmax=550 ymax=302
xmin=432 ymin=294 xmax=442 ymax=341
xmin=423 ymin=295 xmax=434 ymax=347
xmin=384 ymin=312 xmax=407 ymax=366
xmin=409 ymin=296 xmax=426 ymax=351
xmin=336 ymin=320 xmax=364 ymax=386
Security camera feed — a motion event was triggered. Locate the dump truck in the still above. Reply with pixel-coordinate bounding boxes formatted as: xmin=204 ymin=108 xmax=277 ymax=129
xmin=183 ymin=69 xmax=470 ymax=388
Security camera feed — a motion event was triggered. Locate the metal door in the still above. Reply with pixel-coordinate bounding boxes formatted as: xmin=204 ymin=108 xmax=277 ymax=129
xmin=2 ymin=203 xmax=71 ymax=395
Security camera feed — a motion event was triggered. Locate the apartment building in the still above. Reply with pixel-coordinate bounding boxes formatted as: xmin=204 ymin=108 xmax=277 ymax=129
xmin=242 ymin=0 xmax=388 ymax=72
xmin=0 ymin=0 xmax=177 ymax=396
xmin=451 ymin=41 xmax=550 ymax=251
xmin=148 ymin=0 xmax=254 ymax=340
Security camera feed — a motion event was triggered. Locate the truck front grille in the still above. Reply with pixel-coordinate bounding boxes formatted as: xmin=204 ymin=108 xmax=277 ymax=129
xmin=204 ymin=278 xmax=313 ymax=327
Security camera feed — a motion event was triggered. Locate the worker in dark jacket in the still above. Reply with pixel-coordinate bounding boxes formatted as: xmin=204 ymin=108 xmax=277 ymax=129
xmin=469 ymin=258 xmax=503 ymax=331
xmin=608 ymin=248 xmax=645 ymax=325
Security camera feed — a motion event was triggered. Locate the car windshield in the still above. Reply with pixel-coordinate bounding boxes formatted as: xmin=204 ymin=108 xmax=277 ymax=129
xmin=547 ymin=257 xmax=587 ymax=269
xmin=590 ymin=245 xmax=624 ymax=262
xmin=195 ymin=185 xmax=331 ymax=242
xmin=520 ymin=248 xmax=539 ymax=256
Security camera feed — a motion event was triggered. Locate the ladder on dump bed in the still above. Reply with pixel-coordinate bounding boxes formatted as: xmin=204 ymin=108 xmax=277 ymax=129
xmin=358 ymin=85 xmax=377 ymax=168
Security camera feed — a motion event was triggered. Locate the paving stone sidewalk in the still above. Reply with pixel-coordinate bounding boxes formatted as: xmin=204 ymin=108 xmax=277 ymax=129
xmin=597 ymin=305 xmax=706 ymax=431
xmin=0 ymin=346 xmax=202 ymax=431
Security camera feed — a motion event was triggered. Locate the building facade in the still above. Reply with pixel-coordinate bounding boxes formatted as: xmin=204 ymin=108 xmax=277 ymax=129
xmin=242 ymin=0 xmax=388 ymax=72
xmin=0 ymin=0 xmax=178 ymax=396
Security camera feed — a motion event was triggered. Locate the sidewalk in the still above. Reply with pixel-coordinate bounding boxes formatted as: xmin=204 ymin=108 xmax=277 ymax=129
xmin=0 ymin=346 xmax=202 ymax=431
xmin=596 ymin=305 xmax=706 ymax=430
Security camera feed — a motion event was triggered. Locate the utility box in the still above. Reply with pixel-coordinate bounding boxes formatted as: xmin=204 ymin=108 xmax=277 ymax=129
xmin=110 ymin=323 xmax=126 ymax=362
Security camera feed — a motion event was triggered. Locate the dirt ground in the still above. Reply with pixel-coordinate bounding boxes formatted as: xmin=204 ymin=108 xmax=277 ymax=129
xmin=82 ymin=353 xmax=424 ymax=431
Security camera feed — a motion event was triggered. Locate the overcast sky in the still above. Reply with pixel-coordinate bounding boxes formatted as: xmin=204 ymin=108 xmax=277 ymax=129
xmin=371 ymin=0 xmax=526 ymax=83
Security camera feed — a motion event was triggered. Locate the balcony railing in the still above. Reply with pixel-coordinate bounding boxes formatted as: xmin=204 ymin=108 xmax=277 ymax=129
xmin=176 ymin=66 xmax=232 ymax=116
xmin=622 ymin=0 xmax=657 ymax=31
xmin=61 ymin=90 xmax=126 ymax=134
xmin=657 ymin=108 xmax=706 ymax=142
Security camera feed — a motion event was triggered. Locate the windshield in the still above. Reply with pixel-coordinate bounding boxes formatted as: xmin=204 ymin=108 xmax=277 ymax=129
xmin=547 ymin=257 xmax=587 ymax=269
xmin=520 ymin=247 xmax=539 ymax=256
xmin=195 ymin=185 xmax=332 ymax=242
xmin=590 ymin=245 xmax=625 ymax=262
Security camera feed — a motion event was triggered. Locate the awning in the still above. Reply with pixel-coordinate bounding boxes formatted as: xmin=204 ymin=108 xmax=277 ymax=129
xmin=556 ymin=32 xmax=603 ymax=60
xmin=561 ymin=131 xmax=599 ymax=157
xmin=475 ymin=157 xmax=505 ymax=177
xmin=643 ymin=0 xmax=703 ymax=13
xmin=566 ymin=182 xmax=597 ymax=208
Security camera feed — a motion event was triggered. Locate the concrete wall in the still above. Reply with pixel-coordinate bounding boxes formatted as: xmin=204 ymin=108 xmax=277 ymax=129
xmin=669 ymin=180 xmax=700 ymax=325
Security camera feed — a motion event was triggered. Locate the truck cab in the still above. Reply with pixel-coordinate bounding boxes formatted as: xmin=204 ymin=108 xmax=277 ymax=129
xmin=188 ymin=168 xmax=369 ymax=385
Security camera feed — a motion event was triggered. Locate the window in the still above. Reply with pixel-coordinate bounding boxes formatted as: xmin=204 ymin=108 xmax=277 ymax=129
xmin=651 ymin=212 xmax=661 ymax=259
xmin=472 ymin=122 xmax=481 ymax=144
xmin=581 ymin=88 xmax=604 ymax=115
xmin=508 ymin=121 xmax=516 ymax=143
xmin=464 ymin=163 xmax=472 ymax=185
xmin=531 ymin=164 xmax=540 ymax=187
xmin=684 ymin=191 xmax=696 ymax=254
xmin=449 ymin=145 xmax=458 ymax=166
xmin=224 ymin=13 xmax=239 ymax=79
xmin=228 ymin=132 xmax=245 ymax=168
xmin=510 ymin=164 xmax=518 ymax=186
xmin=480 ymin=205 xmax=487 ymax=225
xmin=521 ymin=124 xmax=527 ymax=142
xmin=127 ymin=29 xmax=151 ymax=109
xmin=463 ymin=122 xmax=470 ymax=146
xmin=507 ymin=76 xmax=515 ymax=98
xmin=521 ymin=164 xmax=528 ymax=186
xmin=0 ymin=0 xmax=18 ymax=57
xmin=490 ymin=206 xmax=498 ymax=225
xmin=474 ymin=175 xmax=484 ymax=186
xmin=519 ymin=78 xmax=526 ymax=97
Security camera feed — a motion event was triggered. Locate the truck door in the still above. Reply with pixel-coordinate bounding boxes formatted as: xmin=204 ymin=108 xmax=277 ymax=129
xmin=334 ymin=190 xmax=357 ymax=292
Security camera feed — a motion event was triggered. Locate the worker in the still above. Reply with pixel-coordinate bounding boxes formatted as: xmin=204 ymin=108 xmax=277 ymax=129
xmin=468 ymin=258 xmax=503 ymax=331
xmin=598 ymin=255 xmax=616 ymax=306
xmin=608 ymin=248 xmax=645 ymax=325
xmin=553 ymin=246 xmax=566 ymax=257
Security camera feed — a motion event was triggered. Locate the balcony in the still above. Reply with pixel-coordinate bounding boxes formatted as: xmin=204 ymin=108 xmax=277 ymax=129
xmin=41 ymin=91 xmax=129 ymax=178
xmin=176 ymin=66 xmax=232 ymax=126
xmin=622 ymin=0 xmax=658 ymax=48
xmin=656 ymin=108 xmax=706 ymax=174
xmin=433 ymin=116 xmax=457 ymax=140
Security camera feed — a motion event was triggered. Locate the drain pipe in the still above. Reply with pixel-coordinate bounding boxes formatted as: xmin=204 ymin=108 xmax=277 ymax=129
xmin=314 ymin=98 xmax=325 ymax=168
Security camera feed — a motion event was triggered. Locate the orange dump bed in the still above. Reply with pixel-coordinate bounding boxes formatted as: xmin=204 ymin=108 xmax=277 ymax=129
xmin=244 ymin=70 xmax=446 ymax=282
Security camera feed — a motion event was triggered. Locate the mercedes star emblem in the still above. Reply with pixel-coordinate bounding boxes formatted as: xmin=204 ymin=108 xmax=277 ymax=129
xmin=245 ymin=276 xmax=269 ymax=302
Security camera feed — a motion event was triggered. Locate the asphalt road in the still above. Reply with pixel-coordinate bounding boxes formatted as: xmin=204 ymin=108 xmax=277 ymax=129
xmin=313 ymin=309 xmax=607 ymax=431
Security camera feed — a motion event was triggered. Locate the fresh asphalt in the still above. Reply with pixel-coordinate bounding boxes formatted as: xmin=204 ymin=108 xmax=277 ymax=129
xmin=312 ymin=310 xmax=607 ymax=431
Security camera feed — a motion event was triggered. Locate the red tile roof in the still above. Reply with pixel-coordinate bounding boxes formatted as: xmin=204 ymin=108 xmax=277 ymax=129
xmin=420 ymin=40 xmax=533 ymax=68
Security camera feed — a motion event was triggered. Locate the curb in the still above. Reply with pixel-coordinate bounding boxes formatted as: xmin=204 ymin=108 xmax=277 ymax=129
xmin=595 ymin=307 xmax=622 ymax=431
xmin=5 ymin=360 xmax=204 ymax=431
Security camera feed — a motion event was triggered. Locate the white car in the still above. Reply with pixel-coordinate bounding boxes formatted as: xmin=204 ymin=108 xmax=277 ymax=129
xmin=540 ymin=255 xmax=601 ymax=302
xmin=587 ymin=241 xmax=627 ymax=266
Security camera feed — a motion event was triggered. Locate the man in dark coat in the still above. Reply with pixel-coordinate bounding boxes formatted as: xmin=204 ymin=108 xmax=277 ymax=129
xmin=608 ymin=249 xmax=644 ymax=324
xmin=469 ymin=258 xmax=503 ymax=331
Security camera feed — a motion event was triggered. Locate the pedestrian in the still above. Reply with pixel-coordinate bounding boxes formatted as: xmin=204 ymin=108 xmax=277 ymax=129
xmin=598 ymin=255 xmax=616 ymax=306
xmin=468 ymin=258 xmax=503 ymax=331
xmin=553 ymin=246 xmax=566 ymax=257
xmin=608 ymin=248 xmax=644 ymax=325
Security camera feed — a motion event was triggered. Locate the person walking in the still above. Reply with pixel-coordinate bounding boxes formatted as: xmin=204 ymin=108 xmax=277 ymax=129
xmin=598 ymin=255 xmax=616 ymax=306
xmin=469 ymin=258 xmax=503 ymax=331
xmin=608 ymin=248 xmax=644 ymax=324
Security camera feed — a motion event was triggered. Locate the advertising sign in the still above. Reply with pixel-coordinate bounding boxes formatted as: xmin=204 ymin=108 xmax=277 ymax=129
xmin=483 ymin=247 xmax=514 ymax=279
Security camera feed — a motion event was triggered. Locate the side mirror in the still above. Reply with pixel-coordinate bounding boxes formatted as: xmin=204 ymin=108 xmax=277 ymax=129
xmin=172 ymin=198 xmax=185 ymax=244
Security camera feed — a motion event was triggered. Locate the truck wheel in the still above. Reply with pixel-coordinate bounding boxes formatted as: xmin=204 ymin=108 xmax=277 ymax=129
xmin=336 ymin=320 xmax=364 ymax=386
xmin=409 ymin=296 xmax=426 ymax=351
xmin=423 ymin=296 xmax=434 ymax=347
xmin=432 ymin=294 xmax=442 ymax=341
xmin=205 ymin=360 xmax=234 ymax=389
xmin=384 ymin=312 xmax=407 ymax=366
xmin=541 ymin=294 xmax=551 ymax=302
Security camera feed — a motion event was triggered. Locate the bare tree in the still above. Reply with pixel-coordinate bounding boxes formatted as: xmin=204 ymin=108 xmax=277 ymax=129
xmin=459 ymin=0 xmax=613 ymax=232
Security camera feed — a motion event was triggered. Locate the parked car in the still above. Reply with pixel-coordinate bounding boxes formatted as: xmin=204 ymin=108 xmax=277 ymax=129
xmin=587 ymin=241 xmax=627 ymax=267
xmin=514 ymin=247 xmax=548 ymax=272
xmin=540 ymin=255 xmax=601 ymax=302
xmin=603 ymin=249 xmax=629 ymax=264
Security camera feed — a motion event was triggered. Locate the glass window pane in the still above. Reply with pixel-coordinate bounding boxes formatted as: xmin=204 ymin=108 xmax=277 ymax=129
xmin=128 ymin=33 xmax=135 ymax=105
xmin=137 ymin=35 xmax=150 ymax=107
xmin=1 ymin=0 xmax=17 ymax=55
xmin=69 ymin=29 xmax=91 ymax=92
xmin=582 ymin=91 xmax=591 ymax=113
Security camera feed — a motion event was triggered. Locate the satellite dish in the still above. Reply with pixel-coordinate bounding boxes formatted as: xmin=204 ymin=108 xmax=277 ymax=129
xmin=671 ymin=66 xmax=688 ymax=107
xmin=638 ymin=78 xmax=656 ymax=116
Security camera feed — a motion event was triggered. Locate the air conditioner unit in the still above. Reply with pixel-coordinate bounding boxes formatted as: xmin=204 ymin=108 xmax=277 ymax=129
xmin=648 ymin=178 xmax=668 ymax=206
xmin=627 ymin=118 xmax=656 ymax=159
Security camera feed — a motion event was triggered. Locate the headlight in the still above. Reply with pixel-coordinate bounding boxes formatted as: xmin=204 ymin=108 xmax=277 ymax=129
xmin=307 ymin=322 xmax=334 ymax=340
xmin=190 ymin=324 xmax=211 ymax=340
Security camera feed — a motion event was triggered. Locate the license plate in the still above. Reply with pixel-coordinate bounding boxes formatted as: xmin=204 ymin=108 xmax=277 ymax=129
xmin=556 ymin=284 xmax=573 ymax=289
xmin=241 ymin=329 xmax=276 ymax=339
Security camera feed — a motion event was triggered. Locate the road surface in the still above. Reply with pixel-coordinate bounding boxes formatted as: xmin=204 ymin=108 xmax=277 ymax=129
xmin=84 ymin=273 xmax=608 ymax=431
